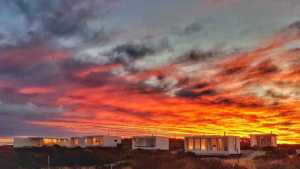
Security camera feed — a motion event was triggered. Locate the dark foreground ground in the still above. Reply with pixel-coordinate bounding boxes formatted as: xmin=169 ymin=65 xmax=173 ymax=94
xmin=1 ymin=142 xmax=300 ymax=169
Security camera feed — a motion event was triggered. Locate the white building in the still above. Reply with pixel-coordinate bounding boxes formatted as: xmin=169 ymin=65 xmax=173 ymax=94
xmin=13 ymin=137 xmax=70 ymax=148
xmin=184 ymin=135 xmax=240 ymax=156
xmin=250 ymin=134 xmax=277 ymax=148
xmin=14 ymin=135 xmax=121 ymax=148
xmin=132 ymin=136 xmax=169 ymax=150
xmin=70 ymin=136 xmax=121 ymax=148
xmin=70 ymin=137 xmax=85 ymax=147
xmin=0 ymin=137 xmax=13 ymax=146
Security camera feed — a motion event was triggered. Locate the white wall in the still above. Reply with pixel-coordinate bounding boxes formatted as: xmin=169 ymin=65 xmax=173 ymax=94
xmin=155 ymin=137 xmax=169 ymax=150
xmin=227 ymin=136 xmax=240 ymax=154
xmin=14 ymin=136 xmax=122 ymax=148
xmin=132 ymin=136 xmax=169 ymax=150
xmin=103 ymin=136 xmax=121 ymax=147
xmin=250 ymin=135 xmax=277 ymax=148
xmin=69 ymin=136 xmax=121 ymax=148
xmin=13 ymin=138 xmax=42 ymax=148
xmin=250 ymin=135 xmax=257 ymax=147
xmin=271 ymin=136 xmax=277 ymax=147
xmin=184 ymin=136 xmax=240 ymax=156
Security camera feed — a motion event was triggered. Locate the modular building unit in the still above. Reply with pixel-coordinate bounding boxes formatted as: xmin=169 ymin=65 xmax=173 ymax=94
xmin=70 ymin=136 xmax=121 ymax=148
xmin=102 ymin=136 xmax=122 ymax=147
xmin=132 ymin=136 xmax=169 ymax=150
xmin=13 ymin=137 xmax=70 ymax=148
xmin=250 ymin=134 xmax=277 ymax=148
xmin=14 ymin=137 xmax=43 ymax=148
xmin=70 ymin=137 xmax=85 ymax=147
xmin=184 ymin=135 xmax=240 ymax=156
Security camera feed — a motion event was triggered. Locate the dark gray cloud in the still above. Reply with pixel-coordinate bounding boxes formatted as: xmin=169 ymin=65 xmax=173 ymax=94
xmin=97 ymin=104 xmax=154 ymax=120
xmin=0 ymin=86 xmax=36 ymax=104
xmin=107 ymin=43 xmax=156 ymax=65
xmin=211 ymin=97 xmax=263 ymax=108
xmin=258 ymin=64 xmax=279 ymax=75
xmin=0 ymin=100 xmax=65 ymax=136
xmin=73 ymin=71 xmax=116 ymax=87
xmin=0 ymin=114 xmax=74 ymax=136
xmin=0 ymin=50 xmax=65 ymax=87
xmin=176 ymin=49 xmax=220 ymax=63
xmin=74 ymin=37 xmax=171 ymax=68
xmin=176 ymin=89 xmax=217 ymax=98
xmin=0 ymin=92 xmax=68 ymax=136
xmin=221 ymin=66 xmax=245 ymax=76
xmin=189 ymin=82 xmax=210 ymax=90
xmin=0 ymin=101 xmax=62 ymax=116
xmin=183 ymin=22 xmax=203 ymax=34
xmin=285 ymin=20 xmax=300 ymax=32
xmin=1 ymin=0 xmax=120 ymax=48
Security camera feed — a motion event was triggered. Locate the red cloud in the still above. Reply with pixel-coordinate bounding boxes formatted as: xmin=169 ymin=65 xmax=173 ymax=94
xmin=23 ymin=26 xmax=300 ymax=144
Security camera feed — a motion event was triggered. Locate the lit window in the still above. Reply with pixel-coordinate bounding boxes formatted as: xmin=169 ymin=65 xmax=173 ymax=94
xmin=201 ymin=139 xmax=206 ymax=151
xmin=223 ymin=138 xmax=228 ymax=151
xmin=194 ymin=138 xmax=201 ymax=150
xmin=218 ymin=138 xmax=224 ymax=151
xmin=135 ymin=138 xmax=155 ymax=147
xmin=211 ymin=138 xmax=217 ymax=151
xmin=188 ymin=138 xmax=194 ymax=150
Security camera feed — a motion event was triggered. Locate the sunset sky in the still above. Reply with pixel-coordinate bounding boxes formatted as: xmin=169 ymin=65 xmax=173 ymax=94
xmin=0 ymin=0 xmax=300 ymax=144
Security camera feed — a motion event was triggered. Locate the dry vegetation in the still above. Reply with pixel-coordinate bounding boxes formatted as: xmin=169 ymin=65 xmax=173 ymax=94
xmin=121 ymin=150 xmax=246 ymax=169
xmin=1 ymin=144 xmax=300 ymax=169
xmin=255 ymin=156 xmax=300 ymax=169
xmin=0 ymin=146 xmax=245 ymax=169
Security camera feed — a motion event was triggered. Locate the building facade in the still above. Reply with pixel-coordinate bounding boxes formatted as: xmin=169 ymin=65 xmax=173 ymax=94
xmin=13 ymin=137 xmax=70 ymax=148
xmin=14 ymin=136 xmax=121 ymax=148
xmin=132 ymin=136 xmax=169 ymax=150
xmin=184 ymin=135 xmax=240 ymax=156
xmin=70 ymin=137 xmax=85 ymax=147
xmin=250 ymin=134 xmax=277 ymax=148
xmin=70 ymin=136 xmax=121 ymax=148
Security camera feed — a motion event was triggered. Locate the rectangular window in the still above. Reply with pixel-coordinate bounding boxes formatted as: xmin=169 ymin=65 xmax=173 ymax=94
xmin=194 ymin=138 xmax=201 ymax=150
xmin=84 ymin=138 xmax=90 ymax=144
xmin=73 ymin=139 xmax=80 ymax=145
xmin=234 ymin=137 xmax=238 ymax=151
xmin=218 ymin=138 xmax=224 ymax=151
xmin=185 ymin=139 xmax=188 ymax=150
xmin=223 ymin=138 xmax=228 ymax=151
xmin=92 ymin=137 xmax=103 ymax=145
xmin=207 ymin=138 xmax=212 ymax=151
xmin=271 ymin=136 xmax=276 ymax=146
xmin=135 ymin=137 xmax=155 ymax=147
xmin=201 ymin=138 xmax=207 ymax=151
xmin=188 ymin=138 xmax=194 ymax=150
xmin=211 ymin=138 xmax=217 ymax=151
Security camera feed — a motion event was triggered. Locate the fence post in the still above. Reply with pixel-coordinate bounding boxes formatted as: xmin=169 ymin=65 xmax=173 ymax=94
xmin=47 ymin=155 xmax=50 ymax=169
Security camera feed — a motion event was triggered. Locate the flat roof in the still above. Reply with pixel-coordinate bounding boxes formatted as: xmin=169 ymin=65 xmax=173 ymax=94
xmin=81 ymin=135 xmax=104 ymax=138
xmin=71 ymin=135 xmax=119 ymax=138
xmin=185 ymin=135 xmax=240 ymax=139
xmin=14 ymin=137 xmax=69 ymax=139
xmin=250 ymin=134 xmax=277 ymax=136
xmin=132 ymin=136 xmax=168 ymax=139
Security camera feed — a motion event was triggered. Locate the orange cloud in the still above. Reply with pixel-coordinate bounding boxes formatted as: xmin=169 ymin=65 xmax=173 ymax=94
xmin=27 ymin=29 xmax=300 ymax=144
xmin=19 ymin=87 xmax=55 ymax=95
